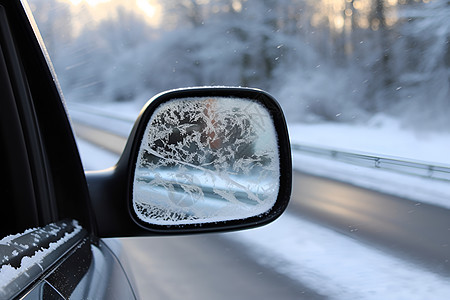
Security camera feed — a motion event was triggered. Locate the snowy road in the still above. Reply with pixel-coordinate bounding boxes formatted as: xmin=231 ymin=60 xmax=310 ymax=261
xmin=290 ymin=172 xmax=450 ymax=274
xmin=118 ymin=235 xmax=324 ymax=300
xmin=73 ymin=122 xmax=450 ymax=299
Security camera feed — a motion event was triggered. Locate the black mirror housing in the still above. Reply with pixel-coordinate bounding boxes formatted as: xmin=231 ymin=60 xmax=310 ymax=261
xmin=87 ymin=87 xmax=291 ymax=237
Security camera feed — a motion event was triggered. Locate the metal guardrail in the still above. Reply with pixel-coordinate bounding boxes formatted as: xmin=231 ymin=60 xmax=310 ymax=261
xmin=67 ymin=102 xmax=136 ymax=123
xmin=68 ymin=103 xmax=450 ymax=182
xmin=292 ymin=144 xmax=450 ymax=182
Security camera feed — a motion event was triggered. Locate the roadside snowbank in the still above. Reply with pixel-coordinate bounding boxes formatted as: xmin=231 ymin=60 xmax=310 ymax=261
xmin=289 ymin=115 xmax=450 ymax=165
xmin=226 ymin=212 xmax=450 ymax=300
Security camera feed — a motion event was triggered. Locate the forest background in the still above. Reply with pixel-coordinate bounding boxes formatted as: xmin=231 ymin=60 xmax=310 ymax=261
xmin=30 ymin=0 xmax=449 ymax=130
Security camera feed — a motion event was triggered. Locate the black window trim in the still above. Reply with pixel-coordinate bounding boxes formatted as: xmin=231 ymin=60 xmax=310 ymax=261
xmin=0 ymin=0 xmax=96 ymax=235
xmin=0 ymin=4 xmax=57 ymax=229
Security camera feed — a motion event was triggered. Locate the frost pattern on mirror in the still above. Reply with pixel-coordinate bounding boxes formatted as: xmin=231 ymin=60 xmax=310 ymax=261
xmin=133 ymin=97 xmax=280 ymax=225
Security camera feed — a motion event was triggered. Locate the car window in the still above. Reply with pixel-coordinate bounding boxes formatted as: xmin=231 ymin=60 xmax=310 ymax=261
xmin=27 ymin=0 xmax=450 ymax=299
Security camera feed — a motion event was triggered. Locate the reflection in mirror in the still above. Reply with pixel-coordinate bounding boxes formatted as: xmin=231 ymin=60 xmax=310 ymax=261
xmin=133 ymin=97 xmax=280 ymax=225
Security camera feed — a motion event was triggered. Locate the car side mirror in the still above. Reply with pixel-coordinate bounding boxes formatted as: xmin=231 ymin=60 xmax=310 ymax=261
xmin=87 ymin=87 xmax=291 ymax=236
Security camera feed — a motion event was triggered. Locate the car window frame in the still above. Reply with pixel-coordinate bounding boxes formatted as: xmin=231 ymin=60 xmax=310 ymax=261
xmin=0 ymin=0 xmax=96 ymax=234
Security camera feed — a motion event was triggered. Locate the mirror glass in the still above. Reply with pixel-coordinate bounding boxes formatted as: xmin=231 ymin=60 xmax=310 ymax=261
xmin=133 ymin=97 xmax=280 ymax=226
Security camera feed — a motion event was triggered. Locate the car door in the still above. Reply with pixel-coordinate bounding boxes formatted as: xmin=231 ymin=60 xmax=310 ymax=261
xmin=1 ymin=222 xmax=136 ymax=299
xmin=19 ymin=237 xmax=136 ymax=299
xmin=0 ymin=2 xmax=136 ymax=299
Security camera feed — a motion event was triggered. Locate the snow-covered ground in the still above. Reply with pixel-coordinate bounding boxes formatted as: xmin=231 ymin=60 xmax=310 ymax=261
xmin=74 ymin=105 xmax=450 ymax=300
xmin=289 ymin=115 xmax=450 ymax=165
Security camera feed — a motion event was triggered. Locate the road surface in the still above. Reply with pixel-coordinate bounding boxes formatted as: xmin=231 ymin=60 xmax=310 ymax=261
xmin=73 ymin=121 xmax=450 ymax=299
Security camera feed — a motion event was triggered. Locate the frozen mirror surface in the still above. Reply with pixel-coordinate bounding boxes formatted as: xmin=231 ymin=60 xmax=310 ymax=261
xmin=133 ymin=97 xmax=280 ymax=225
